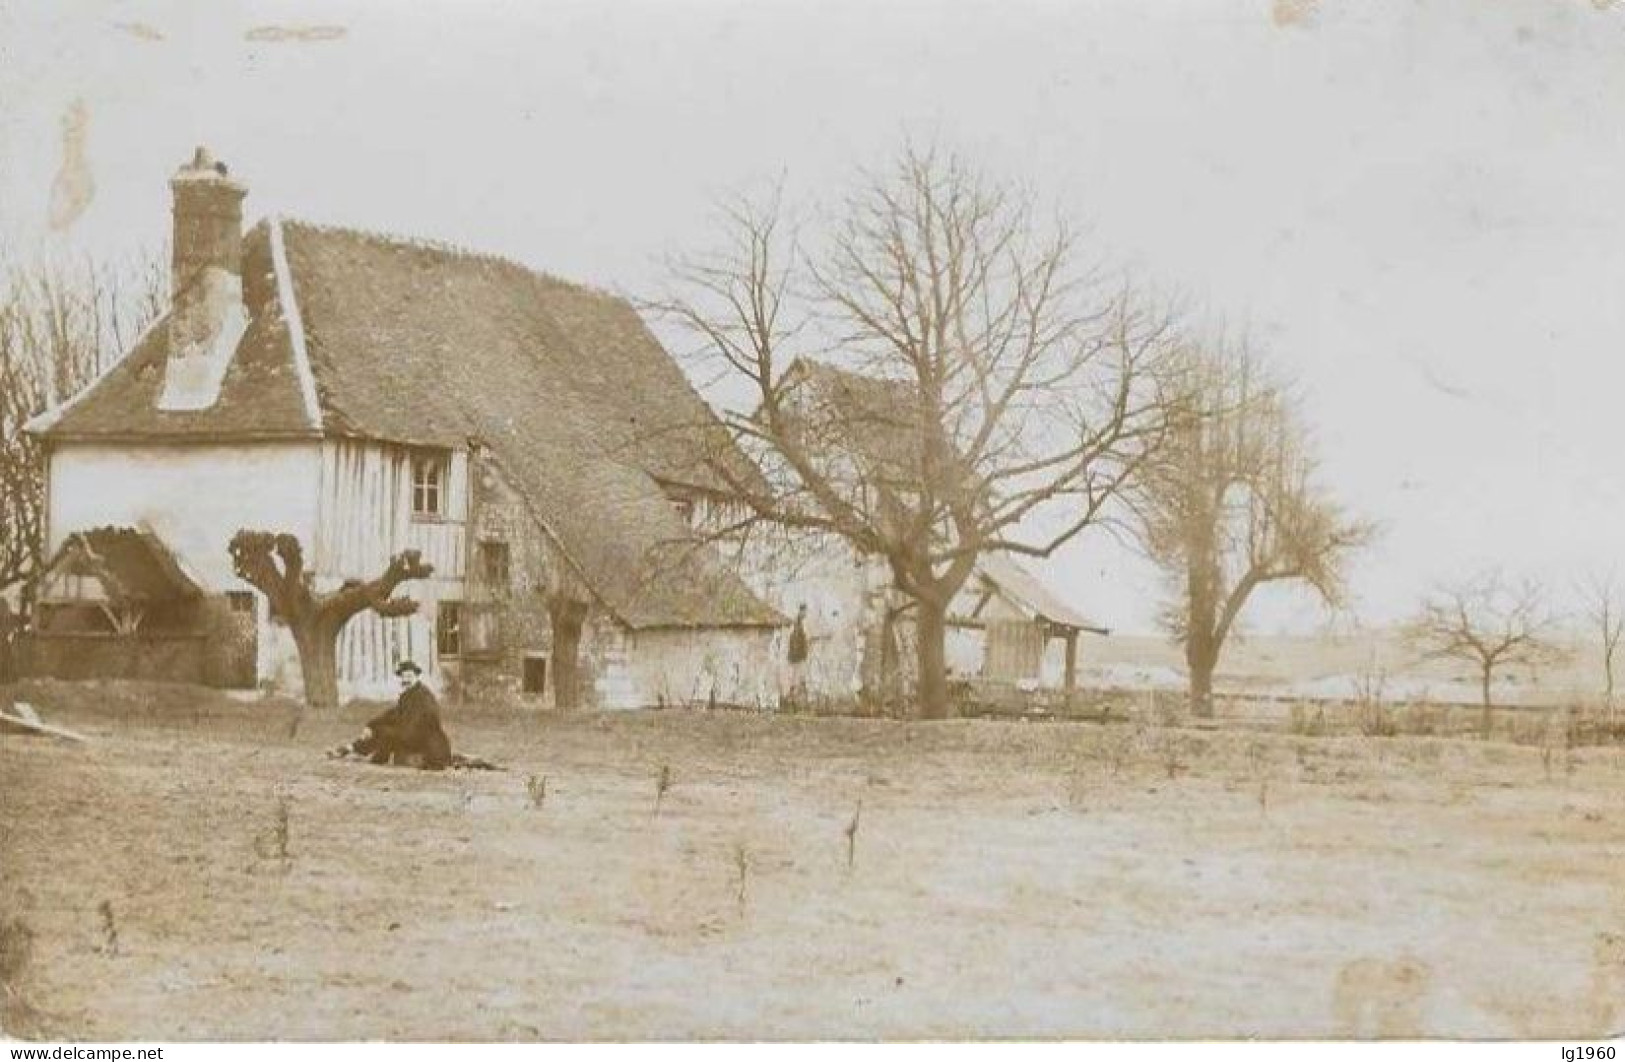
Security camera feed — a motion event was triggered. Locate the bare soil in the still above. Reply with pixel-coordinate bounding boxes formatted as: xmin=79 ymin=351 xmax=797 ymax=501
xmin=2 ymin=680 xmax=1623 ymax=1041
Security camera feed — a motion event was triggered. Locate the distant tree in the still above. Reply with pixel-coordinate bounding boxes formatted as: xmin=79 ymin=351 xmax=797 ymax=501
xmin=228 ymin=532 xmax=433 ymax=709
xmin=0 ymin=253 xmax=165 ymax=604
xmin=1576 ymin=569 xmax=1624 ymax=716
xmin=1136 ymin=343 xmax=1373 ymax=716
xmin=1412 ymin=571 xmax=1562 ymax=710
xmin=655 ymin=144 xmax=1175 ymax=718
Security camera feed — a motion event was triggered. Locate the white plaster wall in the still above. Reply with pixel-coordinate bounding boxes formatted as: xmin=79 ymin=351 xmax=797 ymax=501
xmin=622 ymin=626 xmax=784 ymax=710
xmin=48 ymin=441 xmax=323 ymax=591
xmin=50 ymin=441 xmax=322 ymax=697
xmin=736 ymin=527 xmax=885 ymax=700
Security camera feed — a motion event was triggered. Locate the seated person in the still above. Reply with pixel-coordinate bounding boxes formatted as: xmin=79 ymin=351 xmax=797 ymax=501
xmin=330 ymin=659 xmax=452 ymax=770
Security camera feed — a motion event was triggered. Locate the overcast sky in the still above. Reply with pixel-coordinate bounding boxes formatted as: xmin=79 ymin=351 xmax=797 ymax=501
xmin=3 ymin=0 xmax=1622 ymax=635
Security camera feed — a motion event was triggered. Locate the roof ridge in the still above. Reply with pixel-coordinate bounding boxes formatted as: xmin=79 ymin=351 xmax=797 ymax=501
xmin=276 ymin=217 xmax=621 ymax=302
xmin=267 ymin=216 xmax=324 ymax=431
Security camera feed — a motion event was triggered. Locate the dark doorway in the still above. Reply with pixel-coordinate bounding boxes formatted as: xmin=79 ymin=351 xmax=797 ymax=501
xmin=523 ymin=654 xmax=547 ymax=696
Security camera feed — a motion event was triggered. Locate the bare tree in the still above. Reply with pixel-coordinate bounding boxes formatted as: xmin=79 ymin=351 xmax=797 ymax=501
xmin=1412 ymin=570 xmax=1562 ymax=710
xmin=228 ymin=532 xmax=433 ymax=709
xmin=654 ymin=145 xmax=1175 ymax=718
xmin=0 ymin=253 xmax=165 ymax=604
xmin=1576 ymin=569 xmax=1624 ymax=717
xmin=1136 ymin=343 xmax=1373 ymax=716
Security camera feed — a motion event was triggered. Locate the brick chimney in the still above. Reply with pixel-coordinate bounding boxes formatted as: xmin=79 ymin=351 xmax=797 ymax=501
xmin=159 ymin=146 xmax=249 ymax=411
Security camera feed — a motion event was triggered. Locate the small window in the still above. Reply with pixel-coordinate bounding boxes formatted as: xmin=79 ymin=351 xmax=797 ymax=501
xmin=436 ymin=601 xmax=461 ymax=657
xmin=226 ymin=591 xmax=256 ymax=615
xmin=412 ymin=451 xmax=448 ymax=518
xmin=479 ymin=541 xmax=511 ymax=588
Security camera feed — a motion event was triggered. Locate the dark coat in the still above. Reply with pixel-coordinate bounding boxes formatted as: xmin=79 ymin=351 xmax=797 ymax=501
xmin=362 ymin=682 xmax=452 ymax=770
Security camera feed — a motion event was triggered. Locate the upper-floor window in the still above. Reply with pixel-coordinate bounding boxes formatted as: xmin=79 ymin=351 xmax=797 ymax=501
xmin=412 ymin=450 xmax=448 ymax=518
xmin=479 ymin=540 xmax=511 ymax=588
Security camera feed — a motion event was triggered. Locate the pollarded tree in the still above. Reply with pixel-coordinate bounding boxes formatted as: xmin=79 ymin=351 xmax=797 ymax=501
xmin=228 ymin=531 xmax=433 ymax=708
xmin=1413 ymin=570 xmax=1562 ymax=710
xmin=655 ymin=144 xmax=1176 ymax=718
xmin=1137 ymin=344 xmax=1373 ymax=716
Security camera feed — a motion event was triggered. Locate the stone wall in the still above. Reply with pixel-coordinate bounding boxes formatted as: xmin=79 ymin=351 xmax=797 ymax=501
xmin=458 ymin=450 xmax=560 ymax=705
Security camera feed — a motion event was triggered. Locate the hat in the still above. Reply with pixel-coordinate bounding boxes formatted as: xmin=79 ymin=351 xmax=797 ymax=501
xmin=395 ymin=659 xmax=423 ymax=677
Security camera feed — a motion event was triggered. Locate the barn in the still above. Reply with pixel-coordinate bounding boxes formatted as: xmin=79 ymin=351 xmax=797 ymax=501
xmin=735 ymin=360 xmax=1106 ymax=706
xmin=25 ymin=148 xmax=786 ymax=707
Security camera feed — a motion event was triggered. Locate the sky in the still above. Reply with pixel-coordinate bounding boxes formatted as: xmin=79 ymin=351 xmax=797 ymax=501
xmin=2 ymin=0 xmax=1622 ymax=635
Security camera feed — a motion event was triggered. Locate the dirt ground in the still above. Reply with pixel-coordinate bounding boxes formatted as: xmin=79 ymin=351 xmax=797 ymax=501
xmin=2 ymin=680 xmax=1623 ymax=1041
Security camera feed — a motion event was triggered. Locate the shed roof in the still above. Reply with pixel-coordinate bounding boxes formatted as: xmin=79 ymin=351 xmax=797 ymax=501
xmin=42 ymin=527 xmax=204 ymax=604
xmin=974 ymin=552 xmax=1107 ymax=634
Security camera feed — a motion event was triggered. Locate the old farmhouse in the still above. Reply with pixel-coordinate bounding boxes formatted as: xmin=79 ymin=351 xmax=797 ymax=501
xmin=26 ymin=149 xmax=786 ymax=707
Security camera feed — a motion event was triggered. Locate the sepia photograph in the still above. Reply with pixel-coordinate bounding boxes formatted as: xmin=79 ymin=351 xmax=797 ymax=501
xmin=1 ymin=0 xmax=1622 ymax=1045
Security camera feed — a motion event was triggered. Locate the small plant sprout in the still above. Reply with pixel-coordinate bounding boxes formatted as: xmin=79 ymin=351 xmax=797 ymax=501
xmin=1247 ymin=741 xmax=1267 ymax=778
xmin=96 ymin=899 xmax=120 ymax=957
xmin=254 ymin=792 xmax=292 ymax=866
xmin=654 ymin=764 xmax=673 ymax=816
xmin=526 ymin=773 xmax=548 ymax=809
xmin=733 ymin=841 xmax=750 ymax=914
xmin=845 ymin=799 xmax=863 ymax=871
xmin=1160 ymin=735 xmax=1187 ymax=780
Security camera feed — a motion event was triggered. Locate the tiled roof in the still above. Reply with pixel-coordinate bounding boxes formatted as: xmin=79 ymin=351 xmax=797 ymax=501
xmin=36 ymin=219 xmax=780 ymax=629
xmin=781 ymin=360 xmax=923 ymax=490
xmin=34 ymin=223 xmax=317 ymax=439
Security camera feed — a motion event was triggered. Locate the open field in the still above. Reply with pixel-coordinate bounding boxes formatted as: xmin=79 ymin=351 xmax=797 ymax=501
xmin=1082 ymin=631 xmax=1610 ymax=708
xmin=3 ymin=680 xmax=1624 ymax=1041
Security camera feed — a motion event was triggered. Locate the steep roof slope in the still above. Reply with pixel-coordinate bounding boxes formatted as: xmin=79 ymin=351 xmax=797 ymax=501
xmin=37 ymin=220 xmax=779 ymax=629
xmin=35 ymin=223 xmax=316 ymax=439
xmin=780 ymin=360 xmax=923 ymax=491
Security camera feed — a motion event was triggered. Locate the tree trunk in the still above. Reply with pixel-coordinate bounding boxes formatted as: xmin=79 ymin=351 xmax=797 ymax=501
xmin=1480 ymin=664 xmax=1493 ymax=710
xmin=293 ymin=620 xmax=340 ymax=709
xmin=1605 ymin=651 xmax=1615 ymax=721
xmin=549 ymin=597 xmax=588 ymax=710
xmin=1184 ymin=539 xmax=1221 ymax=718
xmin=1187 ymin=634 xmax=1217 ymax=719
xmin=915 ymin=596 xmax=950 ymax=720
